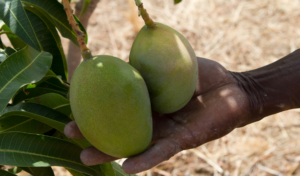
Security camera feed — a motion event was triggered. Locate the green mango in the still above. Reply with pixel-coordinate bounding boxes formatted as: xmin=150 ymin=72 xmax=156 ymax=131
xmin=129 ymin=23 xmax=198 ymax=114
xmin=70 ymin=55 xmax=152 ymax=158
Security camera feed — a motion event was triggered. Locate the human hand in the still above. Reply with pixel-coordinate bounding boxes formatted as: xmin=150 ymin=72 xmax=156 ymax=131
xmin=64 ymin=57 xmax=252 ymax=174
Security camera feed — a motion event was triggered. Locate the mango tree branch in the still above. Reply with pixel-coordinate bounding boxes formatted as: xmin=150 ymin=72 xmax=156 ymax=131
xmin=62 ymin=0 xmax=92 ymax=60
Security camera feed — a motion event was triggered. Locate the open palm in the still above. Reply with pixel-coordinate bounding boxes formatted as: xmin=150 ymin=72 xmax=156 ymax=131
xmin=64 ymin=57 xmax=251 ymax=174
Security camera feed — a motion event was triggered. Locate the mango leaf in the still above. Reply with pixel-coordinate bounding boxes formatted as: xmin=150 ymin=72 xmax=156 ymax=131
xmin=24 ymin=8 xmax=68 ymax=81
xmin=174 ymin=0 xmax=182 ymax=4
xmin=0 ymin=103 xmax=57 ymax=135
xmin=12 ymin=87 xmax=68 ymax=104
xmin=0 ymin=112 xmax=53 ymax=134
xmin=1 ymin=24 xmax=27 ymax=50
xmin=11 ymin=70 xmax=69 ymax=105
xmin=1 ymin=102 xmax=71 ymax=133
xmin=74 ymin=15 xmax=88 ymax=44
xmin=0 ymin=169 xmax=17 ymax=176
xmin=22 ymin=0 xmax=86 ymax=46
xmin=0 ymin=0 xmax=40 ymax=50
xmin=26 ymin=96 xmax=125 ymax=175
xmin=0 ymin=102 xmax=91 ymax=149
xmin=7 ymin=166 xmax=22 ymax=174
xmin=4 ymin=47 xmax=16 ymax=55
xmin=0 ymin=47 xmax=16 ymax=63
xmin=20 ymin=167 xmax=54 ymax=176
xmin=111 ymin=162 xmax=133 ymax=176
xmin=0 ymin=49 xmax=6 ymax=63
xmin=35 ymin=70 xmax=65 ymax=86
xmin=29 ymin=93 xmax=71 ymax=116
xmin=67 ymin=168 xmax=90 ymax=176
xmin=38 ymin=77 xmax=69 ymax=92
xmin=0 ymin=46 xmax=52 ymax=114
xmin=79 ymin=0 xmax=91 ymax=18
xmin=25 ymin=95 xmax=91 ymax=149
xmin=0 ymin=132 xmax=103 ymax=176
xmin=0 ymin=35 xmax=4 ymax=49
xmin=27 ymin=70 xmax=68 ymax=92
xmin=99 ymin=163 xmax=116 ymax=176
xmin=0 ymin=20 xmax=5 ymax=49
xmin=0 ymin=20 xmax=4 ymax=28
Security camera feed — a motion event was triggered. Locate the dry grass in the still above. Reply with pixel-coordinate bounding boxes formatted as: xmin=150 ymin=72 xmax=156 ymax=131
xmin=78 ymin=0 xmax=300 ymax=175
xmin=3 ymin=0 xmax=300 ymax=175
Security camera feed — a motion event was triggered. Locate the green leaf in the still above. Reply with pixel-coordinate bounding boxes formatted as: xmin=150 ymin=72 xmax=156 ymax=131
xmin=29 ymin=93 xmax=71 ymax=116
xmin=1 ymin=24 xmax=27 ymax=50
xmin=0 ymin=132 xmax=103 ymax=176
xmin=79 ymin=0 xmax=91 ymax=18
xmin=37 ymin=77 xmax=69 ymax=92
xmin=16 ymin=97 xmax=92 ymax=149
xmin=74 ymin=15 xmax=88 ymax=44
xmin=99 ymin=163 xmax=116 ymax=176
xmin=174 ymin=0 xmax=182 ymax=4
xmin=7 ymin=166 xmax=22 ymax=174
xmin=1 ymin=103 xmax=71 ymax=133
xmin=4 ymin=47 xmax=16 ymax=55
xmin=20 ymin=167 xmax=54 ymax=176
xmin=11 ymin=70 xmax=69 ymax=105
xmin=36 ymin=70 xmax=64 ymax=85
xmin=12 ymin=87 xmax=68 ymax=104
xmin=0 ymin=111 xmax=53 ymax=134
xmin=32 ymin=70 xmax=68 ymax=92
xmin=0 ymin=20 xmax=4 ymax=28
xmin=67 ymin=168 xmax=90 ymax=176
xmin=24 ymin=8 xmax=68 ymax=81
xmin=0 ymin=35 xmax=4 ymax=49
xmin=0 ymin=169 xmax=17 ymax=176
xmin=0 ymin=47 xmax=16 ymax=63
xmin=22 ymin=0 xmax=81 ymax=46
xmin=0 ymin=100 xmax=92 ymax=149
xmin=0 ymin=46 xmax=52 ymax=114
xmin=112 ymin=162 xmax=132 ymax=176
xmin=0 ymin=49 xmax=6 ymax=63
xmin=0 ymin=0 xmax=41 ymax=50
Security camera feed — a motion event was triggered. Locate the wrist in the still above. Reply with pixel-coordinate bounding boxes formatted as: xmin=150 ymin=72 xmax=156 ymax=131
xmin=230 ymin=49 xmax=300 ymax=125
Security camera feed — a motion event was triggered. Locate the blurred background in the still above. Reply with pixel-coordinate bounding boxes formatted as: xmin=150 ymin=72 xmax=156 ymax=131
xmin=3 ymin=0 xmax=300 ymax=175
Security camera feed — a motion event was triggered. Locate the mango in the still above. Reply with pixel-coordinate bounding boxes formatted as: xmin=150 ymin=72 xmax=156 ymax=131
xmin=129 ymin=22 xmax=198 ymax=114
xmin=70 ymin=55 xmax=152 ymax=158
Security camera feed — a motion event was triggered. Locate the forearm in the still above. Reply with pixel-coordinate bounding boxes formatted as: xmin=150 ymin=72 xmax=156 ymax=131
xmin=230 ymin=49 xmax=300 ymax=125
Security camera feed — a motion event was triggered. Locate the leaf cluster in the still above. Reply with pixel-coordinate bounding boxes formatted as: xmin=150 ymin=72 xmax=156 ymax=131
xmin=0 ymin=0 xmax=130 ymax=175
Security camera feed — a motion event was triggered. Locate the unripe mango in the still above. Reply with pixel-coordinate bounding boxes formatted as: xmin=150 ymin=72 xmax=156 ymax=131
xmin=129 ymin=23 xmax=198 ymax=114
xmin=70 ymin=55 xmax=152 ymax=158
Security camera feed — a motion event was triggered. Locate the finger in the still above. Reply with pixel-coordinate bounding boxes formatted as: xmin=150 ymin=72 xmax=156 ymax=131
xmin=122 ymin=139 xmax=181 ymax=174
xmin=80 ymin=146 xmax=118 ymax=166
xmin=64 ymin=121 xmax=85 ymax=139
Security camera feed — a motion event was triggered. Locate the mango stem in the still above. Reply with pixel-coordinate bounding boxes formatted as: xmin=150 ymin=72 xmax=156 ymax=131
xmin=134 ymin=1 xmax=155 ymax=28
xmin=134 ymin=0 xmax=142 ymax=6
xmin=62 ymin=0 xmax=92 ymax=60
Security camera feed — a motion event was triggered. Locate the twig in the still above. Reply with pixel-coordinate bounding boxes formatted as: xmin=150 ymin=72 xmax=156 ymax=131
xmin=62 ymin=0 xmax=92 ymax=60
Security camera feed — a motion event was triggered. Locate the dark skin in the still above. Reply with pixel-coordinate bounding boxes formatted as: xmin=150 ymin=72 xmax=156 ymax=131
xmin=64 ymin=50 xmax=300 ymax=174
